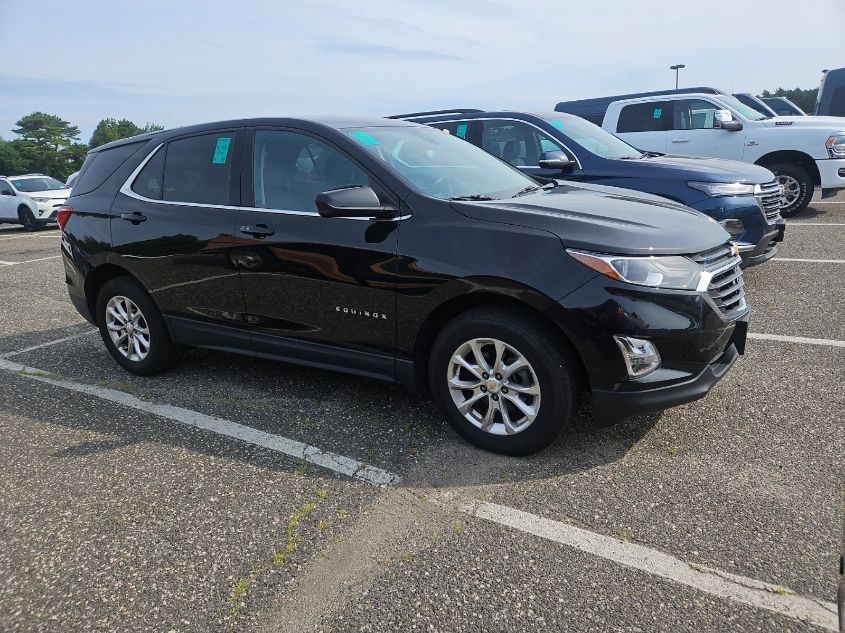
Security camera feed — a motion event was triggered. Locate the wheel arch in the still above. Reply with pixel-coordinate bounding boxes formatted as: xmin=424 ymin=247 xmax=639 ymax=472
xmin=410 ymin=291 xmax=589 ymax=397
xmin=755 ymin=150 xmax=821 ymax=185
xmin=83 ymin=263 xmax=146 ymax=322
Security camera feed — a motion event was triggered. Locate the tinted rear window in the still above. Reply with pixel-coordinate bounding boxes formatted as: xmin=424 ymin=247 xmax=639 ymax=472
xmin=616 ymin=102 xmax=671 ymax=133
xmin=72 ymin=142 xmax=144 ymax=196
xmin=162 ymin=133 xmax=234 ymax=205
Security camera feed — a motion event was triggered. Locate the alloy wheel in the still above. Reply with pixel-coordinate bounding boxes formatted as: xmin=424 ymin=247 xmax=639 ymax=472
xmin=105 ymin=295 xmax=151 ymax=362
xmin=777 ymin=174 xmax=801 ymax=209
xmin=447 ymin=337 xmax=541 ymax=436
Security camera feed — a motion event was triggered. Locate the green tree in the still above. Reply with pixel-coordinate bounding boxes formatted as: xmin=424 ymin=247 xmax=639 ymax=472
xmin=89 ymin=118 xmax=164 ymax=148
xmin=760 ymin=87 xmax=819 ymax=114
xmin=0 ymin=139 xmax=26 ymax=175
xmin=11 ymin=112 xmax=83 ymax=180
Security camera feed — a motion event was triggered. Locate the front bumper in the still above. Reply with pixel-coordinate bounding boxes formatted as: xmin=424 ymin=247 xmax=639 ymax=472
xmin=547 ymin=274 xmax=748 ymax=424
xmin=689 ymin=196 xmax=782 ymax=266
xmin=736 ymin=221 xmax=785 ymax=267
xmin=33 ymin=199 xmax=66 ymax=221
xmin=816 ymin=158 xmax=845 ymax=195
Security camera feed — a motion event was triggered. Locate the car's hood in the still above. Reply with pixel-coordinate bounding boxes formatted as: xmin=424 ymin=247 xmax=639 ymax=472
xmin=761 ymin=116 xmax=845 ymax=130
xmin=23 ymin=188 xmax=71 ymax=199
xmin=633 ymin=154 xmax=775 ymax=183
xmin=450 ymin=183 xmax=730 ymax=256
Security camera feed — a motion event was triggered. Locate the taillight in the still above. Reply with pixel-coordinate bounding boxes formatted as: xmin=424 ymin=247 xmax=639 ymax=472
xmin=56 ymin=205 xmax=72 ymax=230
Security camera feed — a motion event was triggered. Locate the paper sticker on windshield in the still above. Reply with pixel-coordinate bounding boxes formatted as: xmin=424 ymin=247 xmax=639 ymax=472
xmin=348 ymin=131 xmax=380 ymax=146
xmin=212 ymin=137 xmax=231 ymax=164
xmin=548 ymin=120 xmax=565 ymax=130
xmin=456 ymin=123 xmax=468 ymax=139
xmin=652 ymin=108 xmax=663 ymax=119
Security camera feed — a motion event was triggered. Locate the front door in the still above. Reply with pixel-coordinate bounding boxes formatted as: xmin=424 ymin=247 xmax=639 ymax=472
xmin=234 ymin=128 xmax=399 ymax=378
xmin=111 ymin=129 xmax=248 ymax=347
xmin=0 ymin=179 xmax=18 ymax=221
xmin=669 ymin=98 xmax=747 ymax=160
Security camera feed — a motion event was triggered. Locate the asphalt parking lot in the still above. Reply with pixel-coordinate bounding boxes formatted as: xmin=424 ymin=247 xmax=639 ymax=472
xmin=0 ymin=194 xmax=842 ymax=632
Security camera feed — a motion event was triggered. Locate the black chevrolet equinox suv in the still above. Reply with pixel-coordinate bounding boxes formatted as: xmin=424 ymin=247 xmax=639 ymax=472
xmin=60 ymin=117 xmax=749 ymax=455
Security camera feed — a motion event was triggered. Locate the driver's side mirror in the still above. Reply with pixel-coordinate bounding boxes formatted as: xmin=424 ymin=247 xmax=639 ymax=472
xmin=538 ymin=150 xmax=576 ymax=170
xmin=316 ymin=186 xmax=397 ymax=220
xmin=714 ymin=109 xmax=743 ymax=131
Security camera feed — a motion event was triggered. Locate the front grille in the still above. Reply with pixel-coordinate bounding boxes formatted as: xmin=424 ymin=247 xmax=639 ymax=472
xmin=763 ymin=237 xmax=778 ymax=255
xmin=691 ymin=243 xmax=747 ymax=317
xmin=755 ymin=180 xmax=782 ymax=223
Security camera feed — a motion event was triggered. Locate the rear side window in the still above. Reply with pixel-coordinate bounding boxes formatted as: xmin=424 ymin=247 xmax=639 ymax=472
xmin=162 ymin=133 xmax=234 ymax=205
xmin=72 ymin=141 xmax=144 ymax=196
xmin=616 ymin=102 xmax=671 ymax=133
xmin=132 ymin=147 xmax=165 ymax=200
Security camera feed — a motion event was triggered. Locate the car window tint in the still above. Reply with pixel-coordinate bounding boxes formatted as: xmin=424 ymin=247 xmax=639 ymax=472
xmin=162 ymin=133 xmax=233 ymax=205
xmin=616 ymin=102 xmax=671 ymax=133
xmin=673 ymin=99 xmax=719 ymax=130
xmin=481 ymin=121 xmax=537 ymax=166
xmin=132 ymin=147 xmax=165 ymax=200
xmin=253 ymin=130 xmax=370 ymax=212
xmin=0 ymin=180 xmax=13 ymax=195
xmin=433 ymin=121 xmax=470 ymax=139
xmin=73 ymin=141 xmax=144 ymax=196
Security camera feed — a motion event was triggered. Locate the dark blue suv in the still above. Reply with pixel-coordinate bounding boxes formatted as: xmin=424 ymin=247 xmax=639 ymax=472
xmin=396 ymin=110 xmax=786 ymax=266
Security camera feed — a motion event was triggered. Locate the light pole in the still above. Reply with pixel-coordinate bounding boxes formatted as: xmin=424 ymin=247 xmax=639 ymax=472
xmin=670 ymin=64 xmax=685 ymax=89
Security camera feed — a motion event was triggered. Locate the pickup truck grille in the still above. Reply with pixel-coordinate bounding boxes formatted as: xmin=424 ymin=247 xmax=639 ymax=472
xmin=691 ymin=244 xmax=747 ymax=317
xmin=755 ymin=181 xmax=783 ymax=223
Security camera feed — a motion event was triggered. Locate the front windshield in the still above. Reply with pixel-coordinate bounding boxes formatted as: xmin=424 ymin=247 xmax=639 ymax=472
xmin=543 ymin=115 xmax=642 ymax=159
xmin=11 ymin=177 xmax=65 ymax=192
xmin=344 ymin=126 xmax=536 ymax=199
xmin=716 ymin=95 xmax=768 ymax=121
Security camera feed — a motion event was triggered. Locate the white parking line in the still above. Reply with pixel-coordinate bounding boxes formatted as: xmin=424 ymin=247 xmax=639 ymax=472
xmin=773 ymin=257 xmax=845 ymax=264
xmin=785 ymin=222 xmax=845 ymax=226
xmin=0 ymin=233 xmax=61 ymax=242
xmin=0 ymin=336 xmax=836 ymax=629
xmin=0 ymin=356 xmax=399 ymax=486
xmin=749 ymin=333 xmax=845 ymax=348
xmin=466 ymin=501 xmax=837 ymax=632
xmin=0 ymin=329 xmax=98 ymax=358
xmin=0 ymin=255 xmax=61 ymax=266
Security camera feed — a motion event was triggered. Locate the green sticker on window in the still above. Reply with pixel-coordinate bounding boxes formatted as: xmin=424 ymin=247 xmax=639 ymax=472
xmin=548 ymin=120 xmax=565 ymax=130
xmin=652 ymin=108 xmax=663 ymax=119
xmin=456 ymin=123 xmax=468 ymax=139
xmin=212 ymin=137 xmax=231 ymax=164
xmin=348 ymin=131 xmax=380 ymax=145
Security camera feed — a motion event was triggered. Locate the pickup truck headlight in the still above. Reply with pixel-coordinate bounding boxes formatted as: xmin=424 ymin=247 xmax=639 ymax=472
xmin=688 ymin=181 xmax=756 ymax=196
xmin=567 ymin=250 xmax=702 ymax=290
xmin=826 ymin=134 xmax=845 ymax=158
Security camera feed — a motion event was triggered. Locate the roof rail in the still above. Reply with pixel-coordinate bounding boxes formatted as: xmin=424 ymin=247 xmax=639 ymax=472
xmin=387 ymin=109 xmax=484 ymax=120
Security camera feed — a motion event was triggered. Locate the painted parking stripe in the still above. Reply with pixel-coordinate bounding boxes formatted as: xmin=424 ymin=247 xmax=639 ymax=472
xmin=0 ymin=233 xmax=61 ymax=242
xmin=465 ymin=501 xmax=837 ymax=632
xmin=0 ymin=329 xmax=98 ymax=358
xmin=0 ymin=255 xmax=61 ymax=266
xmin=0 ymin=337 xmax=836 ymax=627
xmin=785 ymin=222 xmax=845 ymax=226
xmin=749 ymin=333 xmax=845 ymax=348
xmin=0 ymin=357 xmax=399 ymax=486
xmin=773 ymin=257 xmax=845 ymax=264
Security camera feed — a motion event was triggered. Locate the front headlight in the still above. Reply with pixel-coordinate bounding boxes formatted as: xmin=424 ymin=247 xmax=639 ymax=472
xmin=826 ymin=134 xmax=845 ymax=158
xmin=567 ymin=250 xmax=703 ymax=290
xmin=688 ymin=181 xmax=756 ymax=197
xmin=32 ymin=197 xmax=50 ymax=202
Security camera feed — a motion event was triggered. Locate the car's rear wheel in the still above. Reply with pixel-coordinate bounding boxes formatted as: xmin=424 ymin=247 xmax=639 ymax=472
xmin=429 ymin=306 xmax=578 ymax=455
xmin=96 ymin=276 xmax=178 ymax=375
xmin=768 ymin=163 xmax=814 ymax=217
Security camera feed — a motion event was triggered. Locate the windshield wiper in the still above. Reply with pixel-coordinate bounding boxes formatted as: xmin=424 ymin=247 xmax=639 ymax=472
xmin=449 ymin=194 xmax=495 ymax=201
xmin=512 ymin=182 xmax=556 ymax=198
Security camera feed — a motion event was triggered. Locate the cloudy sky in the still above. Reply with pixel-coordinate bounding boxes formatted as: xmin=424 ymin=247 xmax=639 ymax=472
xmin=2 ymin=0 xmax=844 ymax=143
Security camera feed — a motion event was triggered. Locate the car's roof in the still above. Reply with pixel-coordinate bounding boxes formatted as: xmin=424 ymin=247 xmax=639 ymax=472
xmin=93 ymin=116 xmax=420 ymax=152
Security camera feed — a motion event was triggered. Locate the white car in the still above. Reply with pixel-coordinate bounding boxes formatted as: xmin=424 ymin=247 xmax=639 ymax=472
xmin=0 ymin=174 xmax=72 ymax=230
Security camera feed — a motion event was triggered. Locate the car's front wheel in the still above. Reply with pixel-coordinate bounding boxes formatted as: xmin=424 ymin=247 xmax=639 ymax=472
xmin=19 ymin=207 xmax=42 ymax=231
xmin=429 ymin=306 xmax=579 ymax=455
xmin=96 ymin=276 xmax=178 ymax=376
xmin=769 ymin=162 xmax=814 ymax=217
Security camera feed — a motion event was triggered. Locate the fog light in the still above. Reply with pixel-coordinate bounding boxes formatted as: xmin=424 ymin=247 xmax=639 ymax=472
xmin=614 ymin=336 xmax=661 ymax=378
xmin=719 ymin=219 xmax=744 ymax=239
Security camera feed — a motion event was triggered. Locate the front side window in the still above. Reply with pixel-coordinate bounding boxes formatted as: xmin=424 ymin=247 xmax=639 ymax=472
xmin=0 ymin=179 xmax=14 ymax=195
xmin=161 ymin=133 xmax=234 ymax=205
xmin=10 ymin=177 xmax=65 ymax=192
xmin=345 ymin=125 xmax=536 ymax=200
xmin=673 ymin=99 xmax=720 ymax=130
xmin=253 ymin=130 xmax=370 ymax=212
xmin=616 ymin=102 xmax=671 ymax=133
xmin=544 ymin=116 xmax=641 ymax=160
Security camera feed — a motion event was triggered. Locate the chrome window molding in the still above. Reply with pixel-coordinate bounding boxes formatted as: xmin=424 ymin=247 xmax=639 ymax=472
xmin=119 ymin=142 xmax=409 ymax=222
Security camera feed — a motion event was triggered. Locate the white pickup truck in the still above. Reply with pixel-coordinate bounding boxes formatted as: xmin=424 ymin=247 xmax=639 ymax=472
xmin=556 ymin=91 xmax=845 ymax=216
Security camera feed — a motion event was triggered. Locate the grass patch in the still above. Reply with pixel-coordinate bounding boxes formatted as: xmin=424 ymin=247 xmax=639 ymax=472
xmin=273 ymin=501 xmax=317 ymax=567
xmin=451 ymin=522 xmax=465 ymax=535
xmin=667 ymin=446 xmax=680 ymax=456
xmin=228 ymin=565 xmax=262 ymax=617
xmin=774 ymin=586 xmax=788 ymax=596
xmin=294 ymin=460 xmax=307 ymax=476
xmin=315 ymin=519 xmax=331 ymax=532
xmin=316 ymin=487 xmax=328 ymax=500
xmin=337 ymin=509 xmax=348 ymax=524
xmin=615 ymin=530 xmax=633 ymax=542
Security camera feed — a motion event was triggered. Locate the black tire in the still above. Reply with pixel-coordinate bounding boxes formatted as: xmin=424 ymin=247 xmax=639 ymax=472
xmin=768 ymin=162 xmax=814 ymax=217
xmin=429 ymin=306 xmax=579 ymax=456
xmin=96 ymin=276 xmax=178 ymax=376
xmin=19 ymin=206 xmax=42 ymax=231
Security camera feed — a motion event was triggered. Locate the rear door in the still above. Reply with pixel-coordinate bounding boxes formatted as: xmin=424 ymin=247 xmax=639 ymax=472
xmin=111 ymin=129 xmax=249 ymax=347
xmin=669 ymin=98 xmax=746 ymax=160
xmin=613 ymin=101 xmax=670 ymax=153
xmin=234 ymin=127 xmax=399 ymax=378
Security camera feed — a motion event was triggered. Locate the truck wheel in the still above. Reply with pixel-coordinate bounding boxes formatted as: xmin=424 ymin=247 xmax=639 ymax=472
xmin=769 ymin=163 xmax=814 ymax=217
xmin=96 ymin=276 xmax=178 ymax=376
xmin=429 ymin=306 xmax=579 ymax=455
